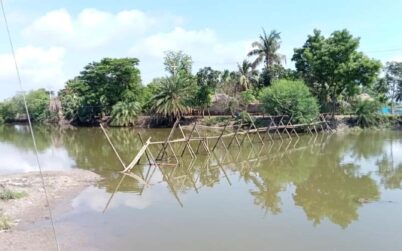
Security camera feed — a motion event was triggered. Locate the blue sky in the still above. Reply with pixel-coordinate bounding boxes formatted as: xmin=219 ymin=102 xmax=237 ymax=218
xmin=0 ymin=0 xmax=401 ymax=100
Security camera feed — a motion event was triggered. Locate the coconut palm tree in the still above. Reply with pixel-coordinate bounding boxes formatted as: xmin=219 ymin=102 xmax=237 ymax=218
xmin=248 ymin=29 xmax=286 ymax=69
xmin=237 ymin=60 xmax=258 ymax=90
xmin=149 ymin=75 xmax=193 ymax=121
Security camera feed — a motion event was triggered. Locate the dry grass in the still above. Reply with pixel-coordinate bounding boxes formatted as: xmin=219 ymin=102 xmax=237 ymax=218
xmin=0 ymin=213 xmax=11 ymax=230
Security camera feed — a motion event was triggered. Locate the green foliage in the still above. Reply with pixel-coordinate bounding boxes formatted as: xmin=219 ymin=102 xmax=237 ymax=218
xmin=59 ymin=58 xmax=143 ymax=123
xmin=248 ymin=29 xmax=285 ymax=86
xmin=259 ymin=80 xmax=319 ymax=123
xmin=143 ymin=78 xmax=164 ymax=111
xmin=240 ymin=90 xmax=256 ymax=107
xmin=0 ymin=189 xmax=27 ymax=200
xmin=196 ymin=67 xmax=221 ymax=89
xmin=292 ymin=29 xmax=382 ymax=113
xmin=203 ymin=116 xmax=231 ymax=126
xmin=384 ymin=62 xmax=402 ymax=103
xmin=110 ymin=101 xmax=141 ymax=127
xmin=354 ymin=100 xmax=382 ymax=128
xmin=58 ymin=86 xmax=83 ymax=121
xmin=194 ymin=85 xmax=212 ymax=115
xmin=237 ymin=60 xmax=258 ymax=90
xmin=237 ymin=111 xmax=254 ymax=124
xmin=149 ymin=74 xmax=194 ymax=120
xmin=164 ymin=51 xmax=193 ymax=76
xmin=0 ymin=89 xmax=51 ymax=122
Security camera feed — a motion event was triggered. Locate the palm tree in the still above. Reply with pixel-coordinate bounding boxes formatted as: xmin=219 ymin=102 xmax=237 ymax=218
xmin=110 ymin=101 xmax=141 ymax=126
xmin=149 ymin=75 xmax=192 ymax=121
xmin=248 ymin=29 xmax=285 ymax=69
xmin=237 ymin=60 xmax=258 ymax=91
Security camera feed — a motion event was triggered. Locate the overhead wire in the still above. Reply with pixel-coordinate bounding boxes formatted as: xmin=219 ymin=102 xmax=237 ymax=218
xmin=0 ymin=0 xmax=61 ymax=250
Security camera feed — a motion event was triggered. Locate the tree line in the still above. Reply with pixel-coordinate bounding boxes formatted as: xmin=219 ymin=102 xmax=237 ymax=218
xmin=1 ymin=28 xmax=401 ymax=127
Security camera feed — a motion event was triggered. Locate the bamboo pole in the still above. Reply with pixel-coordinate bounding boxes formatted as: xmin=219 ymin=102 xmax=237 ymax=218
xmin=123 ymin=137 xmax=151 ymax=172
xmin=156 ymin=118 xmax=180 ymax=160
xmin=211 ymin=122 xmax=229 ymax=152
xmin=100 ymin=124 xmax=126 ymax=170
xmin=179 ymin=123 xmax=197 ymax=158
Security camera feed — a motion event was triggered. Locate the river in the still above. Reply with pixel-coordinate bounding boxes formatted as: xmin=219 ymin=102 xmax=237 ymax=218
xmin=0 ymin=125 xmax=401 ymax=250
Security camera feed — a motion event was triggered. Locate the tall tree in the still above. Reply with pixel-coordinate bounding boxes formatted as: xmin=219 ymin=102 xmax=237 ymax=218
xmin=164 ymin=51 xmax=193 ymax=76
xmin=292 ymin=29 xmax=381 ymax=115
xmin=384 ymin=62 xmax=402 ymax=113
xmin=149 ymin=75 xmax=194 ymax=121
xmin=60 ymin=58 xmax=143 ymax=123
xmin=195 ymin=67 xmax=221 ymax=117
xmin=248 ymin=29 xmax=285 ymax=86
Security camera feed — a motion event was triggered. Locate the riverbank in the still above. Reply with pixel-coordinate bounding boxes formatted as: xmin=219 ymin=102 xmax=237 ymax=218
xmin=0 ymin=169 xmax=101 ymax=250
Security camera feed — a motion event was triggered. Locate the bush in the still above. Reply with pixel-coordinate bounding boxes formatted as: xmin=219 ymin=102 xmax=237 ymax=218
xmin=237 ymin=111 xmax=254 ymax=124
xmin=0 ymin=189 xmax=27 ymax=200
xmin=240 ymin=90 xmax=256 ymax=107
xmin=258 ymin=79 xmax=319 ymax=123
xmin=110 ymin=101 xmax=141 ymax=127
xmin=354 ymin=100 xmax=383 ymax=128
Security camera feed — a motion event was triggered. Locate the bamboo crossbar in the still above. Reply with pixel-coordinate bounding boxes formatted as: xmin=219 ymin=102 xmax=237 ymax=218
xmin=100 ymin=113 xmax=335 ymax=174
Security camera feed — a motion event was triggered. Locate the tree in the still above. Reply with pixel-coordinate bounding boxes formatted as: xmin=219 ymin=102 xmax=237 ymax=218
xmin=196 ymin=67 xmax=221 ymax=90
xmin=248 ymin=29 xmax=286 ymax=86
xmin=0 ymin=89 xmax=51 ymax=123
xmin=237 ymin=60 xmax=258 ymax=90
xmin=384 ymin=62 xmax=402 ymax=113
xmin=164 ymin=51 xmax=193 ymax=76
xmin=149 ymin=74 xmax=194 ymax=121
xmin=259 ymin=80 xmax=319 ymax=123
xmin=292 ymin=29 xmax=382 ymax=115
xmin=59 ymin=58 xmax=143 ymax=123
xmin=354 ymin=100 xmax=382 ymax=128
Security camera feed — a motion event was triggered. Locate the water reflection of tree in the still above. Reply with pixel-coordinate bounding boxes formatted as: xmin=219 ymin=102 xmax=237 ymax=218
xmin=0 ymin=125 xmax=55 ymax=152
xmin=293 ymin=163 xmax=379 ymax=228
xmin=377 ymin=156 xmax=402 ymax=189
xmin=247 ymin=135 xmax=380 ymax=228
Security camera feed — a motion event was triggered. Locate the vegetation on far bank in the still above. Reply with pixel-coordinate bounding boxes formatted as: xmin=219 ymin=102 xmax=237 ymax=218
xmin=0 ymin=28 xmax=401 ymax=128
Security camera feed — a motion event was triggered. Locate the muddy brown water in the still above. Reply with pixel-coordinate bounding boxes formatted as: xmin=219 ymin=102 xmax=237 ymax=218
xmin=1 ymin=125 xmax=402 ymax=250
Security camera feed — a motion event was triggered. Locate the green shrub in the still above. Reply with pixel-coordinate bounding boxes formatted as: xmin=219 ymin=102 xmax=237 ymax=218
xmin=258 ymin=79 xmax=319 ymax=123
xmin=237 ymin=111 xmax=254 ymax=124
xmin=110 ymin=101 xmax=141 ymax=127
xmin=240 ymin=90 xmax=256 ymax=107
xmin=354 ymin=100 xmax=383 ymax=128
xmin=0 ymin=189 xmax=27 ymax=200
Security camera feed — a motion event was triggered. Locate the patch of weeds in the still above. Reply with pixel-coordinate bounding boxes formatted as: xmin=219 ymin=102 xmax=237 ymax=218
xmin=0 ymin=189 xmax=28 ymax=201
xmin=0 ymin=213 xmax=11 ymax=230
xmin=204 ymin=116 xmax=231 ymax=126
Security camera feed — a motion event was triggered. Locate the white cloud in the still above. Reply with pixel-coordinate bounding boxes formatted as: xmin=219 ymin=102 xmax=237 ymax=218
xmin=22 ymin=8 xmax=159 ymax=49
xmin=0 ymin=46 xmax=66 ymax=99
xmin=1 ymin=8 xmax=253 ymax=99
xmin=390 ymin=55 xmax=402 ymax=62
xmin=130 ymin=27 xmax=252 ymax=82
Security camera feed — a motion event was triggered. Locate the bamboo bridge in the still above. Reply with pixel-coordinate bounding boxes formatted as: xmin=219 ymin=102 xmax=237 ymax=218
xmin=100 ymin=113 xmax=335 ymax=175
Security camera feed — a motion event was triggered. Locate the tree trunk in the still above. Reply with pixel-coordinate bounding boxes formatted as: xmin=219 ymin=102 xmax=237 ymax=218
xmin=331 ymin=87 xmax=337 ymax=118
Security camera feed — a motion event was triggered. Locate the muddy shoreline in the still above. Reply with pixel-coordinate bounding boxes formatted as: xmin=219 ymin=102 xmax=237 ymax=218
xmin=0 ymin=169 xmax=101 ymax=250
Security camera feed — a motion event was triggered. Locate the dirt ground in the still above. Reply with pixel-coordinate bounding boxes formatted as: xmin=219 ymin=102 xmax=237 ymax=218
xmin=0 ymin=170 xmax=101 ymax=251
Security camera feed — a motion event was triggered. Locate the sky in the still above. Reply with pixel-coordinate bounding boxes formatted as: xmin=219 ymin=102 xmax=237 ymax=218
xmin=0 ymin=0 xmax=402 ymax=100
